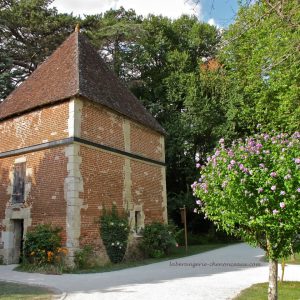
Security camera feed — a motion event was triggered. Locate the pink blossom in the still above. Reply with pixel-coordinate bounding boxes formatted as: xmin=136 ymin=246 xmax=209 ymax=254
xmin=228 ymin=150 xmax=234 ymax=157
xmin=271 ymin=185 xmax=276 ymax=191
xmin=258 ymin=188 xmax=263 ymax=193
xmin=284 ymin=174 xmax=291 ymax=180
xmin=196 ymin=199 xmax=202 ymax=206
xmin=270 ymin=172 xmax=277 ymax=177
xmin=191 ymin=181 xmax=198 ymax=190
xmin=297 ymin=188 xmax=300 ymax=193
xmin=200 ymin=183 xmax=208 ymax=193
xmin=280 ymin=191 xmax=286 ymax=196
xmin=273 ymin=209 xmax=279 ymax=215
xmin=221 ymin=181 xmax=228 ymax=188
xmin=279 ymin=202 xmax=285 ymax=209
xmin=292 ymin=132 xmax=300 ymax=139
xmin=193 ymin=208 xmax=198 ymax=213
xmin=196 ymin=163 xmax=201 ymax=168
xmin=295 ymin=158 xmax=300 ymax=164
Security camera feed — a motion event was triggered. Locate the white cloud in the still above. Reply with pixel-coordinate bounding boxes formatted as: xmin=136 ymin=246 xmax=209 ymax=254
xmin=50 ymin=0 xmax=117 ymax=16
xmin=207 ymin=18 xmax=221 ymax=28
xmin=51 ymin=0 xmax=202 ymax=19
xmin=116 ymin=0 xmax=201 ymax=19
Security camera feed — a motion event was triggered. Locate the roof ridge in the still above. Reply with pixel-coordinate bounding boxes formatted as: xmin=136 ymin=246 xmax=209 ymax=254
xmin=75 ymin=31 xmax=80 ymax=96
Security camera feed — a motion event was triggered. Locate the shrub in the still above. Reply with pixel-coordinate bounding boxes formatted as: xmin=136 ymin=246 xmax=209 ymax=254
xmin=74 ymin=245 xmax=94 ymax=269
xmin=140 ymin=222 xmax=178 ymax=258
xmin=23 ymin=224 xmax=67 ymax=267
xmin=99 ymin=205 xmax=130 ymax=263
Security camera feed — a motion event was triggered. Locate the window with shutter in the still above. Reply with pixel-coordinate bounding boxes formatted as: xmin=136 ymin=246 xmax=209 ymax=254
xmin=12 ymin=162 xmax=26 ymax=204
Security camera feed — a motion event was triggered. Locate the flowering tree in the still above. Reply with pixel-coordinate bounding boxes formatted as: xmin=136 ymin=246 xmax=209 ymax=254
xmin=192 ymin=131 xmax=300 ymax=300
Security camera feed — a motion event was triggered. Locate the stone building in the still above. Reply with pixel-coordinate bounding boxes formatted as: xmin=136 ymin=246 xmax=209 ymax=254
xmin=0 ymin=30 xmax=167 ymax=264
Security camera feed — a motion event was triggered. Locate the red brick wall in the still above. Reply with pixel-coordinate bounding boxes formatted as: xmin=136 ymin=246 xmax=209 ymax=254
xmin=78 ymin=101 xmax=166 ymax=254
xmin=79 ymin=144 xmax=165 ymax=250
xmin=0 ymin=101 xmax=69 ymax=153
xmin=130 ymin=122 xmax=163 ymax=162
xmin=79 ymin=145 xmax=125 ymax=252
xmin=0 ymin=147 xmax=68 ymax=242
xmin=81 ymin=101 xmax=125 ymax=150
xmin=0 ymin=98 xmax=166 ymax=259
xmin=131 ymin=160 xmax=164 ymax=223
xmin=0 ymin=159 xmax=9 ymax=221
xmin=80 ymin=100 xmax=164 ymax=162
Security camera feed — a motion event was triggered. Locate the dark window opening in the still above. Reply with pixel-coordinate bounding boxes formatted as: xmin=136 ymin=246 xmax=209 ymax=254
xmin=135 ymin=211 xmax=142 ymax=233
xmin=12 ymin=162 xmax=26 ymax=204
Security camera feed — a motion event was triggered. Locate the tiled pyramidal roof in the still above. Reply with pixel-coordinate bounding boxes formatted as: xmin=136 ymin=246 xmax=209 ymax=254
xmin=0 ymin=32 xmax=165 ymax=134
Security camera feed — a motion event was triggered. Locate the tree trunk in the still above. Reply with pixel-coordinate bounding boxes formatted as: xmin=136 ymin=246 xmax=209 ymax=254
xmin=290 ymin=245 xmax=296 ymax=262
xmin=280 ymin=258 xmax=285 ymax=282
xmin=268 ymin=259 xmax=278 ymax=300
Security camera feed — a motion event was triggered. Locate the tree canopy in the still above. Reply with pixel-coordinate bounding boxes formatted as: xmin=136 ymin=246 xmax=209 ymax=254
xmin=0 ymin=0 xmax=76 ymax=99
xmin=1 ymin=0 xmax=299 ymax=234
xmin=193 ymin=131 xmax=300 ymax=300
xmin=219 ymin=0 xmax=300 ymax=134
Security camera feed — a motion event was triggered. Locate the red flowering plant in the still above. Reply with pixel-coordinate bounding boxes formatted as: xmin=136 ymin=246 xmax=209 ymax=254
xmin=193 ymin=131 xmax=300 ymax=300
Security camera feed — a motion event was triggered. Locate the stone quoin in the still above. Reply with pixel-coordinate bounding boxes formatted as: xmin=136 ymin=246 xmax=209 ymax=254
xmin=0 ymin=31 xmax=167 ymax=265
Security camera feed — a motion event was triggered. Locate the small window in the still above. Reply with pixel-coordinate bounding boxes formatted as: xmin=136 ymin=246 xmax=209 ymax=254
xmin=12 ymin=162 xmax=26 ymax=204
xmin=134 ymin=211 xmax=142 ymax=233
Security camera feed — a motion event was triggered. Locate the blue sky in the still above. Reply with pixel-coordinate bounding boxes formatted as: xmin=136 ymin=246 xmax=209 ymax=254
xmin=201 ymin=0 xmax=239 ymax=27
xmin=51 ymin=0 xmax=239 ymax=27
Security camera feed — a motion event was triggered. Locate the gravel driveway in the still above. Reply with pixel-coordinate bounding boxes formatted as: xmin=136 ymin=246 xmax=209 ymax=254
xmin=0 ymin=243 xmax=299 ymax=300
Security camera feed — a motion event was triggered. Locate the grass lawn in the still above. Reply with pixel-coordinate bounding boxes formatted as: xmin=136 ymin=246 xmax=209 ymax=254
xmin=281 ymin=252 xmax=300 ymax=264
xmin=70 ymin=243 xmax=229 ymax=273
xmin=234 ymin=281 xmax=300 ymax=300
xmin=262 ymin=253 xmax=300 ymax=265
xmin=0 ymin=281 xmax=53 ymax=300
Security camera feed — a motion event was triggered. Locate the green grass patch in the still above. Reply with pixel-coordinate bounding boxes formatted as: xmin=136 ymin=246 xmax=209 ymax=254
xmin=234 ymin=281 xmax=300 ymax=300
xmin=15 ymin=263 xmax=64 ymax=275
xmin=262 ymin=253 xmax=300 ymax=265
xmin=69 ymin=243 xmax=228 ymax=274
xmin=281 ymin=253 xmax=300 ymax=265
xmin=0 ymin=281 xmax=53 ymax=300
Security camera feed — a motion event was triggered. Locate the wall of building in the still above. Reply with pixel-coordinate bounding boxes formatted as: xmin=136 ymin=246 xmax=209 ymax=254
xmin=80 ymin=100 xmax=165 ymax=163
xmin=78 ymin=144 xmax=167 ymax=262
xmin=0 ymin=101 xmax=70 ymax=264
xmin=0 ymin=97 xmax=167 ymax=264
xmin=0 ymin=147 xmax=68 ymax=263
xmin=76 ymin=99 xmax=167 ymax=261
xmin=81 ymin=102 xmax=125 ymax=150
xmin=0 ymin=101 xmax=69 ymax=153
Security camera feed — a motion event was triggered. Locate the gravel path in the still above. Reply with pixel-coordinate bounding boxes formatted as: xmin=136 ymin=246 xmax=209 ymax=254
xmin=0 ymin=243 xmax=299 ymax=300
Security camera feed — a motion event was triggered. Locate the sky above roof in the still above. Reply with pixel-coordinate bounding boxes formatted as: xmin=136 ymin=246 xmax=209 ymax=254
xmin=51 ymin=0 xmax=239 ymax=28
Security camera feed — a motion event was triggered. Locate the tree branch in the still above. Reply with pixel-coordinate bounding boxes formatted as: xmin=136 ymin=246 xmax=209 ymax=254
xmin=12 ymin=60 xmax=35 ymax=72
